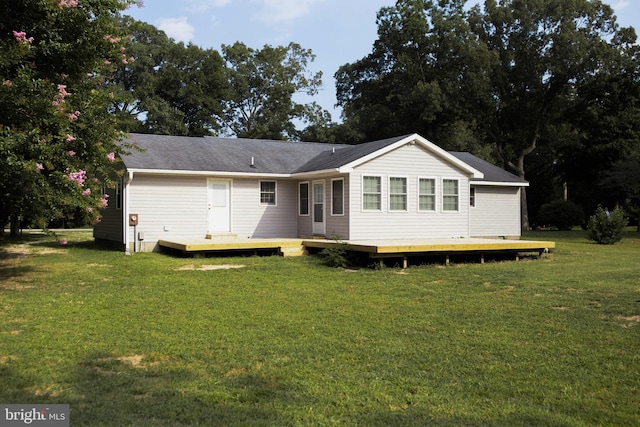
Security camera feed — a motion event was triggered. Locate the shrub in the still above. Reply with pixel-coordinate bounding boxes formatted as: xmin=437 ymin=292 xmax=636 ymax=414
xmin=537 ymin=200 xmax=584 ymax=230
xmin=587 ymin=205 xmax=628 ymax=244
xmin=319 ymin=235 xmax=352 ymax=268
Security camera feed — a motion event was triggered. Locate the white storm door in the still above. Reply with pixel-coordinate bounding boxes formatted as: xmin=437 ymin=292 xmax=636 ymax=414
xmin=312 ymin=180 xmax=325 ymax=235
xmin=207 ymin=179 xmax=231 ymax=233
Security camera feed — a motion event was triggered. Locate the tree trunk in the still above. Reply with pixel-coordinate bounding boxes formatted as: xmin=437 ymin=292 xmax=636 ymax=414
xmin=10 ymin=214 xmax=20 ymax=237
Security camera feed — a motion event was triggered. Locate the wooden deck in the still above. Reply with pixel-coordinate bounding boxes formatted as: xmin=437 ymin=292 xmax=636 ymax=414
xmin=159 ymin=237 xmax=555 ymax=267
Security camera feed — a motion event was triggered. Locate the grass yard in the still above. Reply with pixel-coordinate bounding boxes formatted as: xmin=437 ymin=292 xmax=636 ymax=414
xmin=0 ymin=230 xmax=638 ymax=426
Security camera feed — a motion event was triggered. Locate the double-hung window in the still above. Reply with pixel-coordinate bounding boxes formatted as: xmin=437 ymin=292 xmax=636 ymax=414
xmin=389 ymin=177 xmax=407 ymax=211
xmin=418 ymin=178 xmax=436 ymax=211
xmin=260 ymin=181 xmax=276 ymax=205
xmin=442 ymin=179 xmax=459 ymax=211
xmin=362 ymin=176 xmax=382 ymax=211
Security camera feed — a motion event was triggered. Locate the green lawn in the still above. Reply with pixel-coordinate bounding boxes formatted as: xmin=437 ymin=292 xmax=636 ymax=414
xmin=1 ymin=230 xmax=638 ymax=426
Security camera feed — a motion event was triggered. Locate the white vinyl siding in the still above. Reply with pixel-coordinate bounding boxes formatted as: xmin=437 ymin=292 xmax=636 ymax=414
xmin=350 ymin=143 xmax=470 ymax=240
xmin=126 ymin=175 xmax=208 ymax=250
xmin=389 ymin=177 xmax=407 ymax=211
xmin=470 ymin=186 xmax=522 ymax=238
xmin=234 ymin=179 xmax=297 ymax=238
xmin=418 ymin=178 xmax=436 ymax=211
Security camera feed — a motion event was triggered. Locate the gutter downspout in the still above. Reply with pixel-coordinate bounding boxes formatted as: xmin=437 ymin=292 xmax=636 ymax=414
xmin=124 ymin=170 xmax=134 ymax=254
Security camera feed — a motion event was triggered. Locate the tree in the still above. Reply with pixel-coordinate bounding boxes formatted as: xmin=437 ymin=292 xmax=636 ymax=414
xmin=0 ymin=0 xmax=138 ymax=236
xmin=108 ymin=17 xmax=226 ymax=136
xmin=468 ymin=0 xmax=634 ymax=230
xmin=335 ymin=0 xmax=495 ymax=150
xmin=221 ymin=42 xmax=325 ymax=140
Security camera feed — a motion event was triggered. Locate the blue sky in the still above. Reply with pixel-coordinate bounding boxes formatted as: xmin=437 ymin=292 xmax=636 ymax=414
xmin=125 ymin=0 xmax=640 ymax=123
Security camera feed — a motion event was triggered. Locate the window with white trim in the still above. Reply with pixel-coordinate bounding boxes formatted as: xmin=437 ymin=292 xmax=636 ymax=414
xmin=260 ymin=181 xmax=276 ymax=205
xmin=442 ymin=179 xmax=459 ymax=211
xmin=389 ymin=177 xmax=407 ymax=211
xmin=332 ymin=178 xmax=344 ymax=215
xmin=362 ymin=176 xmax=382 ymax=211
xmin=299 ymin=182 xmax=309 ymax=215
xmin=418 ymin=178 xmax=436 ymax=211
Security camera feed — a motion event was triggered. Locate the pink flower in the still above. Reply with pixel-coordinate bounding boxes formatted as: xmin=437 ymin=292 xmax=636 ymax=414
xmin=68 ymin=170 xmax=86 ymax=186
xmin=99 ymin=196 xmax=108 ymax=208
xmin=66 ymin=134 xmax=76 ymax=142
xmin=39 ymin=138 xmax=46 ymax=143
xmin=13 ymin=31 xmax=34 ymax=44
xmin=104 ymin=60 xmax=111 ymax=66
xmin=68 ymin=113 xmax=78 ymax=121
xmin=36 ymin=163 xmax=44 ymax=171
xmin=85 ymin=206 xmax=93 ymax=212
xmin=4 ymin=80 xmax=11 ymax=87
xmin=106 ymin=152 xmax=115 ymax=162
xmin=68 ymin=150 xmax=76 ymax=156
xmin=82 ymin=188 xmax=91 ymax=196
xmin=59 ymin=239 xmax=68 ymax=245
xmin=58 ymin=0 xmax=78 ymax=7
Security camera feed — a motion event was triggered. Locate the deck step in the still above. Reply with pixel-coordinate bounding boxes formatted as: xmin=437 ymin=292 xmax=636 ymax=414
xmin=279 ymin=245 xmax=308 ymax=257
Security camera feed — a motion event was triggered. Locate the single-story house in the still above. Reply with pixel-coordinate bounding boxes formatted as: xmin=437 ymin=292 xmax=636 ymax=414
xmin=93 ymin=133 xmax=528 ymax=252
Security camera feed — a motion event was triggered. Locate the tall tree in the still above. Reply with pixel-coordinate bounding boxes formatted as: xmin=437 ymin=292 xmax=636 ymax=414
xmin=221 ymin=42 xmax=325 ymax=140
xmin=335 ymin=0 xmax=495 ymax=150
xmin=108 ymin=17 xmax=226 ymax=136
xmin=0 ymin=0 xmax=137 ymax=235
xmin=468 ymin=0 xmax=633 ymax=229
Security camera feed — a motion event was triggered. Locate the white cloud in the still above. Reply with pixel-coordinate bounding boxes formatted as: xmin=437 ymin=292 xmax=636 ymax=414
xmin=253 ymin=0 xmax=323 ymax=24
xmin=186 ymin=0 xmax=231 ymax=13
xmin=158 ymin=17 xmax=195 ymax=43
xmin=613 ymin=1 xmax=630 ymax=10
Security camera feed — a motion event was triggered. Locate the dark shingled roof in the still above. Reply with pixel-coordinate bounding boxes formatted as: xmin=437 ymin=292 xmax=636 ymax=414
xmin=121 ymin=133 xmax=349 ymax=174
xmin=121 ymin=133 xmax=526 ymax=185
xmin=449 ymin=152 xmax=527 ymax=184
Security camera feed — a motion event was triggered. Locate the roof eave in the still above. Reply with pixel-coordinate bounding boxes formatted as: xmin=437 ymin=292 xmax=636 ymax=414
xmin=126 ymin=168 xmax=291 ymax=178
xmin=471 ymin=180 xmax=529 ymax=187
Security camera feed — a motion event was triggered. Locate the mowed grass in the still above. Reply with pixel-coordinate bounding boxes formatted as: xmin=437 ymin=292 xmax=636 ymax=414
xmin=0 ymin=230 xmax=638 ymax=426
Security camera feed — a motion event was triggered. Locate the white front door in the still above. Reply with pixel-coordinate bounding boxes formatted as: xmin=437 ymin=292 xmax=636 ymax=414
xmin=312 ymin=180 xmax=325 ymax=235
xmin=207 ymin=179 xmax=231 ymax=233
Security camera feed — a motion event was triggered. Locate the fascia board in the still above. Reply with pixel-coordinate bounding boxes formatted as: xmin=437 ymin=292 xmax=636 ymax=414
xmin=126 ymin=168 xmax=291 ymax=179
xmin=471 ymin=181 xmax=529 ymax=187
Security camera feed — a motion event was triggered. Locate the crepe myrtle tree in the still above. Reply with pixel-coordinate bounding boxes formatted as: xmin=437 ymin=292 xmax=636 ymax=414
xmin=0 ymin=0 xmax=140 ymax=236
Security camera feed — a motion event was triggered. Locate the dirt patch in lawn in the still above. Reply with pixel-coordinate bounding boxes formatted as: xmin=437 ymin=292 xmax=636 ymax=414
xmin=618 ymin=315 xmax=640 ymax=328
xmin=176 ymin=264 xmax=246 ymax=271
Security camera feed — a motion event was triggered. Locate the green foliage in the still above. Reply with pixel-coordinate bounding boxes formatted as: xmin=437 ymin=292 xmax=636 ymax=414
xmin=221 ymin=42 xmax=327 ymax=140
xmin=0 ymin=0 xmax=139 ymax=233
xmin=537 ymin=200 xmax=584 ymax=230
xmin=109 ymin=17 xmax=226 ymax=136
xmin=318 ymin=235 xmax=352 ymax=268
xmin=587 ymin=205 xmax=628 ymax=244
